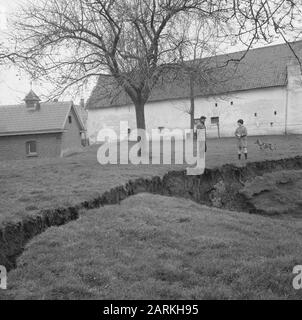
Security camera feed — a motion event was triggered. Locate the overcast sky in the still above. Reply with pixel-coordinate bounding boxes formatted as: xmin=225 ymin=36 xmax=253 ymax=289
xmin=0 ymin=0 xmax=288 ymax=106
xmin=0 ymin=0 xmax=92 ymax=105
xmin=0 ymin=0 xmax=36 ymax=105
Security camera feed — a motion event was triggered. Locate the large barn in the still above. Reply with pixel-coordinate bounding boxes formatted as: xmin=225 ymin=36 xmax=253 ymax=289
xmin=86 ymin=41 xmax=302 ymax=142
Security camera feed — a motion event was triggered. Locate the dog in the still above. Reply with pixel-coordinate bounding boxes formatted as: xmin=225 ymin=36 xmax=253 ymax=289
xmin=254 ymin=138 xmax=276 ymax=151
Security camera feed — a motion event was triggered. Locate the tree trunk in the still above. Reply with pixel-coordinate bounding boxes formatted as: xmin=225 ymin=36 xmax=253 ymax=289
xmin=134 ymin=101 xmax=147 ymax=157
xmin=189 ymin=75 xmax=195 ymax=130
xmin=134 ymin=101 xmax=146 ymax=130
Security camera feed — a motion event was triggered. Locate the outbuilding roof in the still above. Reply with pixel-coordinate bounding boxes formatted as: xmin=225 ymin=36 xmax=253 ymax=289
xmin=0 ymin=100 xmax=86 ymax=136
xmin=86 ymin=40 xmax=302 ymax=110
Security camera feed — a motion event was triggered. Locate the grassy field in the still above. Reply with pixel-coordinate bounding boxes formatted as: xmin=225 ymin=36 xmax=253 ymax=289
xmin=2 ymin=193 xmax=302 ymax=300
xmin=0 ymin=135 xmax=301 ymax=225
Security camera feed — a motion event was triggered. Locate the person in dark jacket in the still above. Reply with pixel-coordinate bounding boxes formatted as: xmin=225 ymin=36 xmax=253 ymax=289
xmin=196 ymin=116 xmax=207 ymax=153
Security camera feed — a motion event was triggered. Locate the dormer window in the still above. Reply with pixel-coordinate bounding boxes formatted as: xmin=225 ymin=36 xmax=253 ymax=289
xmin=26 ymin=101 xmax=40 ymax=110
xmin=24 ymin=89 xmax=41 ymax=111
xmin=26 ymin=102 xmax=35 ymax=109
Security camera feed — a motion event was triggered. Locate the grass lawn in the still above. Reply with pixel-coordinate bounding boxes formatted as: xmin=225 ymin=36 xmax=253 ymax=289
xmin=0 ymin=135 xmax=301 ymax=225
xmin=2 ymin=193 xmax=302 ymax=300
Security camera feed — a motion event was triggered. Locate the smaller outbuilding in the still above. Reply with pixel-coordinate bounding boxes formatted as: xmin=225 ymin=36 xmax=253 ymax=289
xmin=0 ymin=90 xmax=86 ymax=160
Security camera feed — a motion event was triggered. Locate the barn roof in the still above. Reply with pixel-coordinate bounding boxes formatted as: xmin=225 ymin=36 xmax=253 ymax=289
xmin=86 ymin=40 xmax=302 ymax=110
xmin=0 ymin=101 xmax=86 ymax=136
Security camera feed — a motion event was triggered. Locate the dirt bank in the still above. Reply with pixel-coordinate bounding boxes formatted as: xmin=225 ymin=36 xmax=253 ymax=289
xmin=1 ymin=156 xmax=302 ymax=271
xmin=240 ymin=170 xmax=302 ymax=215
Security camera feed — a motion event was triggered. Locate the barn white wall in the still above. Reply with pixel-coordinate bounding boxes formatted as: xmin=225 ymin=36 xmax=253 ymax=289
xmin=193 ymin=86 xmax=288 ymax=138
xmin=87 ymin=105 xmax=136 ymax=143
xmin=87 ymin=99 xmax=191 ymax=143
xmin=287 ymin=65 xmax=302 ymax=134
xmin=87 ymin=64 xmax=302 ymax=142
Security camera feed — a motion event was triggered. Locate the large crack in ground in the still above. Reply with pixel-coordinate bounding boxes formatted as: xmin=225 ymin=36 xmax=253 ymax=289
xmin=1 ymin=156 xmax=302 ymax=272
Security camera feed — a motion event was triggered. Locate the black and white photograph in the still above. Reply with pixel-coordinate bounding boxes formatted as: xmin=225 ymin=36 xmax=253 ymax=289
xmin=1 ymin=0 xmax=302 ymax=306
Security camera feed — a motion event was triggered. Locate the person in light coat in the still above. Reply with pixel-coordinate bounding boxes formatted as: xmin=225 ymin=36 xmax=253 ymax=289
xmin=235 ymin=119 xmax=248 ymax=160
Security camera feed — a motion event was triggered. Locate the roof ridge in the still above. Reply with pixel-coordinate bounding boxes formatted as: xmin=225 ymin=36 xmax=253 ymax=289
xmin=221 ymin=39 xmax=302 ymax=56
xmin=184 ymin=39 xmax=302 ymax=65
xmin=0 ymin=101 xmax=73 ymax=108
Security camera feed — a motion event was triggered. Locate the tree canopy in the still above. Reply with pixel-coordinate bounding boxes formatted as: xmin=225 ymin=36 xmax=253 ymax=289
xmin=7 ymin=0 xmax=302 ymax=129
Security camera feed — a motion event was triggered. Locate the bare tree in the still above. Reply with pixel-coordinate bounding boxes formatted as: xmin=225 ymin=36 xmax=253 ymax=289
xmin=8 ymin=0 xmax=302 ymax=130
xmin=170 ymin=0 xmax=302 ymax=130
xmin=0 ymin=43 xmax=12 ymax=64
xmin=171 ymin=18 xmax=226 ymax=130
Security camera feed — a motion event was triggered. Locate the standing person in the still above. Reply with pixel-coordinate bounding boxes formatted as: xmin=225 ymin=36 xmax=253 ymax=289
xmin=235 ymin=119 xmax=248 ymax=160
xmin=196 ymin=116 xmax=207 ymax=153
xmin=187 ymin=116 xmax=207 ymax=176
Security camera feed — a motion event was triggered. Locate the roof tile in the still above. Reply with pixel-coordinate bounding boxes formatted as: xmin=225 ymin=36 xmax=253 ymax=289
xmin=86 ymin=41 xmax=302 ymax=110
xmin=0 ymin=102 xmax=73 ymax=135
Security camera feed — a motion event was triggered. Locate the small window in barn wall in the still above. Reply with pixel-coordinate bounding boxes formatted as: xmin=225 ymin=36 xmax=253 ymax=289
xmin=68 ymin=115 xmax=72 ymax=124
xmin=254 ymin=113 xmax=257 ymax=117
xmin=215 ymin=103 xmax=218 ymax=107
xmin=230 ymin=101 xmax=234 ymax=106
xmin=274 ymin=111 xmax=277 ymax=115
xmin=26 ymin=141 xmax=37 ymax=156
xmin=211 ymin=117 xmax=219 ymax=124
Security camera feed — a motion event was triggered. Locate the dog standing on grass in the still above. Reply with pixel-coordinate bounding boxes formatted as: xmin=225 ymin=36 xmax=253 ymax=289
xmin=254 ymin=138 xmax=276 ymax=151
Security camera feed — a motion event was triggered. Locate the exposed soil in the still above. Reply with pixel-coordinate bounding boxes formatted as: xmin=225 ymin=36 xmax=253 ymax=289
xmin=240 ymin=170 xmax=302 ymax=215
xmin=1 ymin=156 xmax=302 ymax=272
